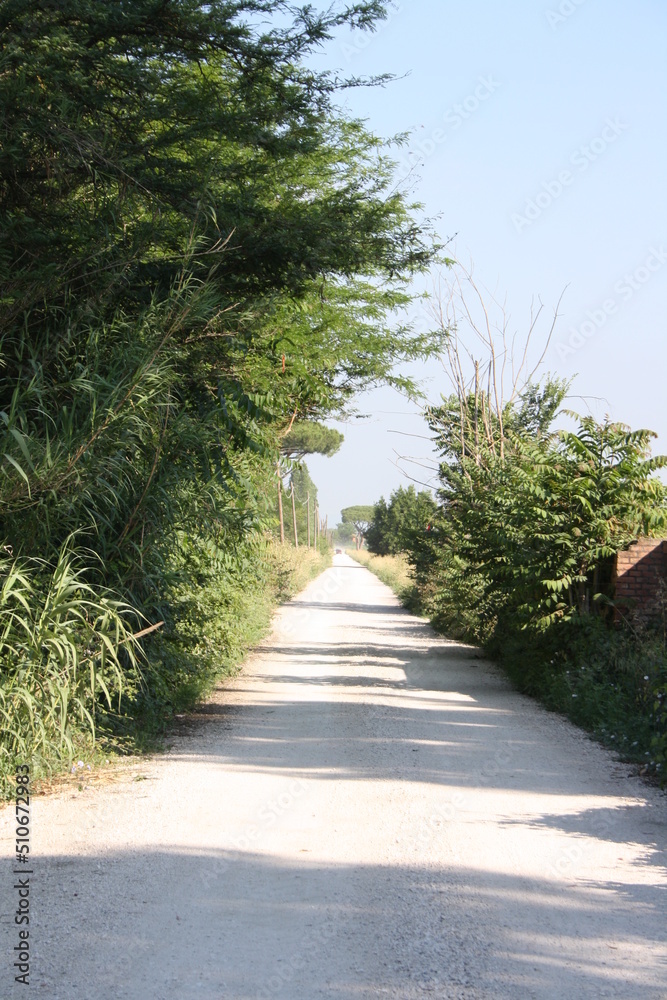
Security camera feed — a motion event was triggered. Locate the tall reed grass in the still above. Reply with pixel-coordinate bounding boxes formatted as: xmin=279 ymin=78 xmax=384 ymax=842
xmin=0 ymin=545 xmax=143 ymax=794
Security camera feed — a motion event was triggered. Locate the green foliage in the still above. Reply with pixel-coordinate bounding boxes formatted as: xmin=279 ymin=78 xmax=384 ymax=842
xmin=281 ymin=422 xmax=344 ymax=461
xmin=366 ymin=485 xmax=437 ymax=556
xmin=333 ymin=521 xmax=355 ymax=545
xmin=425 ymin=383 xmax=667 ymax=637
xmin=340 ymin=504 xmax=375 ymax=543
xmin=499 ymin=612 xmax=667 ymax=779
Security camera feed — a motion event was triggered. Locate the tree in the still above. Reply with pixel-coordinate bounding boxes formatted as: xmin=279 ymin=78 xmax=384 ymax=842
xmin=281 ymin=423 xmax=344 ymax=462
xmin=403 ymin=263 xmax=667 ymax=642
xmin=404 ymin=262 xmax=573 ymax=640
xmin=333 ymin=521 xmax=355 ymax=546
xmin=422 ymin=395 xmax=667 ymax=641
xmin=366 ymin=486 xmax=437 ymax=555
xmin=341 ymin=505 xmax=375 ymax=549
xmin=483 ymin=417 xmax=667 ymax=623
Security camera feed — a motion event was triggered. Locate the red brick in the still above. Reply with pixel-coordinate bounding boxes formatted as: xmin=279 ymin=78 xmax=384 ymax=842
xmin=613 ymin=538 xmax=667 ymax=619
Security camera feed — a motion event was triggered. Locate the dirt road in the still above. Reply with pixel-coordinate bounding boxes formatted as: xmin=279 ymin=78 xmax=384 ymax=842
xmin=2 ymin=554 xmax=666 ymax=998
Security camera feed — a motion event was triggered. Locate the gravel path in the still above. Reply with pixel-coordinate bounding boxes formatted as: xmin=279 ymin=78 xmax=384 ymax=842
xmin=2 ymin=554 xmax=666 ymax=999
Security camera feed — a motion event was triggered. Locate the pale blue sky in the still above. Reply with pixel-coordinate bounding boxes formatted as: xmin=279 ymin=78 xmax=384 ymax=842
xmin=305 ymin=0 xmax=667 ymax=523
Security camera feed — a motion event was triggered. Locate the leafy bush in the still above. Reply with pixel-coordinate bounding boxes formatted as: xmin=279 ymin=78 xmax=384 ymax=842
xmin=496 ymin=613 xmax=667 ymax=773
xmin=365 ymin=486 xmax=438 ymax=557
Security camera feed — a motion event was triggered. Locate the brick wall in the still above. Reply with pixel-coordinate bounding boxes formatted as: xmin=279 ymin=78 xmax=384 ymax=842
xmin=613 ymin=538 xmax=667 ymax=614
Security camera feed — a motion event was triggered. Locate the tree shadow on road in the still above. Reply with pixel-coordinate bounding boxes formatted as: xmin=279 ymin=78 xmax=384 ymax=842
xmin=178 ymin=686 xmax=634 ymax=805
xmin=30 ymin=847 xmax=667 ymax=1000
xmin=498 ymin=803 xmax=667 ymax=879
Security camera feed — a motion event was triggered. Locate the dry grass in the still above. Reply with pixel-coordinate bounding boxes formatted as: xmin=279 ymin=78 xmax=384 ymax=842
xmin=267 ymin=542 xmax=332 ymax=602
xmin=349 ymin=549 xmax=415 ymax=602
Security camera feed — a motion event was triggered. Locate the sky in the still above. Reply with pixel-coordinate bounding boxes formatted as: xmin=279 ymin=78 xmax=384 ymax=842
xmin=304 ymin=0 xmax=667 ymax=524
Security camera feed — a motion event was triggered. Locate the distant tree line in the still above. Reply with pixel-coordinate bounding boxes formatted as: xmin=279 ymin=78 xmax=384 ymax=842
xmin=365 ymin=486 xmax=437 ymax=556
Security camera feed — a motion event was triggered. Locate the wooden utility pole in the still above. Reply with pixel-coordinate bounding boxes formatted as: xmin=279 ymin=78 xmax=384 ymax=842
xmin=276 ymin=462 xmax=284 ymax=544
xmin=314 ymin=505 xmax=319 ymax=548
xmin=291 ymin=483 xmax=298 ymax=549
xmin=306 ymin=494 xmax=311 ymax=548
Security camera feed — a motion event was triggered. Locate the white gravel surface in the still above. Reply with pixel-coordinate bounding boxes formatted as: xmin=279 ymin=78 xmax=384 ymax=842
xmin=2 ymin=554 xmax=666 ymax=999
